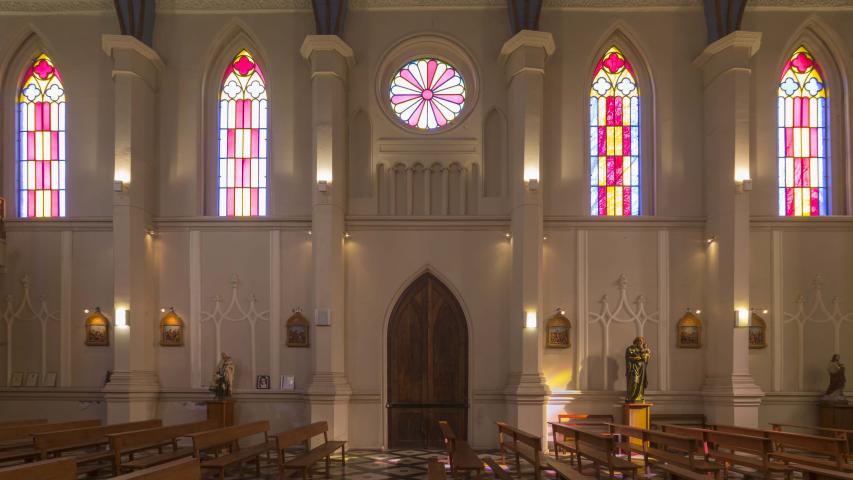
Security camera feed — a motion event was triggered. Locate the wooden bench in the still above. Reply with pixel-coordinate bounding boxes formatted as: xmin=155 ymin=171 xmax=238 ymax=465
xmin=770 ymin=423 xmax=852 ymax=460
xmin=550 ymin=423 xmax=638 ymax=479
xmin=496 ymin=421 xmax=548 ymax=480
xmin=275 ymin=421 xmax=346 ymax=479
xmin=0 ymin=419 xmax=47 ymax=428
xmin=546 ymin=458 xmax=596 ymax=480
xmin=190 ymin=421 xmax=274 ymax=480
xmin=483 ymin=457 xmax=512 ymax=480
xmin=428 ymin=458 xmax=448 ymax=480
xmin=33 ymin=419 xmax=162 ymax=475
xmin=108 ymin=420 xmax=218 ymax=474
xmin=0 ymin=419 xmax=101 ymax=451
xmin=0 ymin=457 xmax=75 ymax=480
xmin=112 ymin=457 xmax=201 ymax=480
xmin=608 ymin=423 xmax=719 ymax=479
xmin=440 ymin=420 xmax=482 ymax=479
xmin=651 ymin=414 xmax=707 ymax=430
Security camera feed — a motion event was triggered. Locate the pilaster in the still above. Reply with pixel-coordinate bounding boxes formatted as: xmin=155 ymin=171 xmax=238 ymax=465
xmin=499 ymin=30 xmax=554 ymax=441
xmin=301 ymin=35 xmax=354 ymax=443
xmin=101 ymin=34 xmax=163 ymax=422
xmin=694 ymin=31 xmax=764 ymax=426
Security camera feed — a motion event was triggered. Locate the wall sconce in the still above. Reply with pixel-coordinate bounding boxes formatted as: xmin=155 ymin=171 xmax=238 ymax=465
xmin=344 ymin=233 xmax=351 ymax=240
xmin=317 ymin=180 xmax=329 ymax=193
xmin=734 ymin=308 xmax=749 ymax=328
xmin=115 ymin=307 xmax=130 ymax=327
xmin=525 ymin=311 xmax=537 ymax=329
xmin=705 ymin=236 xmax=716 ymax=246
xmin=526 ymin=178 xmax=539 ymax=191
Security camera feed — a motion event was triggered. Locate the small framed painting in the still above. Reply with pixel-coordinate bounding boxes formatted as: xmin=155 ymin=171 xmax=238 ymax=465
xmin=286 ymin=312 xmax=310 ymax=348
xmin=85 ymin=308 xmax=110 ymax=347
xmin=25 ymin=372 xmax=39 ymax=387
xmin=43 ymin=372 xmax=57 ymax=387
xmin=280 ymin=375 xmax=295 ymax=391
xmin=676 ymin=309 xmax=702 ymax=348
xmin=546 ymin=311 xmax=571 ymax=348
xmin=749 ymin=313 xmax=767 ymax=349
xmin=256 ymin=375 xmax=271 ymax=390
xmin=159 ymin=308 xmax=184 ymax=347
xmin=9 ymin=372 xmax=24 ymax=387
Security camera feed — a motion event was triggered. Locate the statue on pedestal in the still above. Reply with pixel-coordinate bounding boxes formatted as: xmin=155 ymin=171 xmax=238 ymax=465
xmin=210 ymin=352 xmax=236 ymax=400
xmin=625 ymin=336 xmax=651 ymax=403
xmin=822 ymin=354 xmax=847 ymax=405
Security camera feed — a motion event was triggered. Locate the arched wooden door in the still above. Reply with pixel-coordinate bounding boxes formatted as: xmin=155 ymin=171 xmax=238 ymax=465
xmin=388 ymin=272 xmax=468 ymax=449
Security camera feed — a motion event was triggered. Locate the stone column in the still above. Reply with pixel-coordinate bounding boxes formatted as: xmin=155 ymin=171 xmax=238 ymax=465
xmin=694 ymin=31 xmax=764 ymax=426
xmin=301 ymin=35 xmax=354 ymax=442
xmin=499 ymin=30 xmax=554 ymax=440
xmin=101 ymin=35 xmax=163 ymax=422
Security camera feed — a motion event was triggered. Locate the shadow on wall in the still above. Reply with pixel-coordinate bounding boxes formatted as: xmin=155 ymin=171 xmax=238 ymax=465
xmin=581 ymin=355 xmax=621 ymax=391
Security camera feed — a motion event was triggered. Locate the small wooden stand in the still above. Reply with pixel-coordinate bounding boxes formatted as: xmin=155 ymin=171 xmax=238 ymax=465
xmin=623 ymin=403 xmax=652 ymax=447
xmin=207 ymin=399 xmax=235 ymax=427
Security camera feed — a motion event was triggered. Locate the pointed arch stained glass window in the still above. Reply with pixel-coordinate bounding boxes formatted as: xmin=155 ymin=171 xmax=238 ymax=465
xmin=778 ymin=46 xmax=828 ymax=216
xmin=389 ymin=58 xmax=466 ymax=131
xmin=589 ymin=47 xmax=640 ymax=216
xmin=18 ymin=53 xmax=65 ymax=218
xmin=219 ymin=49 xmax=267 ymax=216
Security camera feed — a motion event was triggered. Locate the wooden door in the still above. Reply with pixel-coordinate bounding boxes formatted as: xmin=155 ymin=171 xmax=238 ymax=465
xmin=388 ymin=273 xmax=468 ymax=449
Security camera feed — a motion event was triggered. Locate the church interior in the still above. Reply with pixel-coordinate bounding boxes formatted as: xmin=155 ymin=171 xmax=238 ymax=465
xmin=0 ymin=0 xmax=851 ymax=478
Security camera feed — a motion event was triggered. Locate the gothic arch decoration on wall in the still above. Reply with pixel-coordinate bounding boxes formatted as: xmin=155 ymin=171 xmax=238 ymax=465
xmin=200 ymin=275 xmax=269 ymax=384
xmin=589 ymin=46 xmax=640 ymax=216
xmin=1 ymin=276 xmax=57 ymax=383
xmin=784 ymin=275 xmax=853 ymax=391
xmin=18 ymin=52 xmax=66 ymax=218
xmin=588 ymin=274 xmax=659 ymax=387
xmin=777 ymin=46 xmax=829 ymax=217
xmin=218 ymin=49 xmax=268 ymax=217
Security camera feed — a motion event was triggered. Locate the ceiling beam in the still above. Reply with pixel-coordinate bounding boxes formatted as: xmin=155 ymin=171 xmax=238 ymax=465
xmin=312 ymin=0 xmax=348 ymax=36
xmin=113 ymin=0 xmax=155 ymax=47
xmin=703 ymin=0 xmax=748 ymax=44
xmin=506 ymin=0 xmax=543 ymax=35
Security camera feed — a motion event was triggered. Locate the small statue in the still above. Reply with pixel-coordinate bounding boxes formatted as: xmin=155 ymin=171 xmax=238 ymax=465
xmin=822 ymin=354 xmax=847 ymax=405
xmin=625 ymin=336 xmax=651 ymax=403
xmin=210 ymin=352 xmax=236 ymax=400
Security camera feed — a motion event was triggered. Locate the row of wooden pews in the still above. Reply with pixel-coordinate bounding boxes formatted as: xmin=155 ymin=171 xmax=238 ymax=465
xmin=0 ymin=417 xmax=346 ymax=480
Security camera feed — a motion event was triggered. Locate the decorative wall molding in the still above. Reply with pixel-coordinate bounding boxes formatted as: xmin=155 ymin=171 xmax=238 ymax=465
xmin=588 ymin=275 xmax=659 ymax=388
xmin=784 ymin=275 xmax=853 ymax=391
xmin=200 ymin=275 xmax=269 ymax=384
xmin=576 ymin=230 xmax=589 ymax=390
xmin=545 ymin=216 xmax=704 ymax=230
xmin=751 ymin=216 xmax=853 ymax=231
xmin=377 ymin=162 xmax=472 ymax=216
xmin=155 ymin=217 xmax=310 ymax=232
xmin=1 ymin=276 xmax=57 ymax=384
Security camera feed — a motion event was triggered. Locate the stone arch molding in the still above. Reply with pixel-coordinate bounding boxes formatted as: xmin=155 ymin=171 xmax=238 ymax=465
xmin=199 ymin=19 xmax=272 ymax=216
xmin=1 ymin=276 xmax=58 ymax=384
xmin=374 ymin=33 xmax=481 ymax=135
xmin=0 ymin=25 xmax=61 ymax=216
xmin=587 ymin=274 xmax=659 ymax=389
xmin=783 ymin=275 xmax=853 ymax=391
xmin=584 ymin=23 xmax=658 ymax=216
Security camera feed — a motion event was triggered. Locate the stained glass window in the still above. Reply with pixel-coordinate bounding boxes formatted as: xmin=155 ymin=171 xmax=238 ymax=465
xmin=219 ymin=49 xmax=267 ymax=217
xmin=18 ymin=53 xmax=65 ymax=218
xmin=389 ymin=58 xmax=465 ymax=131
xmin=589 ymin=47 xmax=640 ymax=216
xmin=778 ymin=46 xmax=828 ymax=216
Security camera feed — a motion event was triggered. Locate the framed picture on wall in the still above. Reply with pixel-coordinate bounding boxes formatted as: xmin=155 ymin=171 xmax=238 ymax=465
xmin=676 ymin=309 xmax=702 ymax=348
xmin=25 ymin=372 xmax=39 ymax=387
xmin=280 ymin=375 xmax=295 ymax=391
xmin=546 ymin=310 xmax=571 ymax=348
xmin=43 ymin=372 xmax=57 ymax=387
xmin=286 ymin=311 xmax=310 ymax=348
xmin=85 ymin=308 xmax=110 ymax=347
xmin=256 ymin=375 xmax=271 ymax=390
xmin=749 ymin=312 xmax=767 ymax=349
xmin=159 ymin=308 xmax=184 ymax=347
xmin=9 ymin=372 xmax=24 ymax=387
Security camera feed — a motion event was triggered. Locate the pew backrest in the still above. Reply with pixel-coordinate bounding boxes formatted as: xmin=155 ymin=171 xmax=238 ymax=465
xmin=767 ymin=429 xmax=846 ymax=465
xmin=659 ymin=424 xmax=705 ymax=442
xmin=497 ymin=421 xmax=542 ymax=451
xmin=34 ymin=420 xmax=162 ymax=454
xmin=190 ymin=421 xmax=269 ymax=454
xmin=107 ymin=420 xmax=217 ymax=452
xmin=0 ymin=419 xmax=47 ymax=428
xmin=710 ymin=424 xmax=766 ymax=437
xmin=274 ymin=421 xmax=328 ymax=451
xmin=0 ymin=419 xmax=101 ymax=443
xmin=113 ymin=457 xmax=201 ymax=480
xmin=0 ymin=457 xmax=75 ymax=480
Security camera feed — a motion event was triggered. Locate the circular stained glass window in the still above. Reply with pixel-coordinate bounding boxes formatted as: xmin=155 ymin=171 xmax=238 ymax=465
xmin=389 ymin=58 xmax=466 ymax=131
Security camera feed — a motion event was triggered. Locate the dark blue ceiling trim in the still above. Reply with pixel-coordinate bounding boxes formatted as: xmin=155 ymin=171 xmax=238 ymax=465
xmin=113 ymin=0 xmax=155 ymax=47
xmin=506 ymin=0 xmax=543 ymax=34
xmin=703 ymin=0 xmax=748 ymax=44
xmin=312 ymin=0 xmax=348 ymax=36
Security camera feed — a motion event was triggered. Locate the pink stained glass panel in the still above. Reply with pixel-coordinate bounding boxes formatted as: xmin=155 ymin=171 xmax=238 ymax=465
xmin=389 ymin=58 xmax=466 ymax=131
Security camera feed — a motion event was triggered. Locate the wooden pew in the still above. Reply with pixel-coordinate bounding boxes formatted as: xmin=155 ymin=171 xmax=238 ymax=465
xmin=545 ymin=458 xmax=596 ymax=480
xmin=552 ymin=415 xmax=614 ymax=464
xmin=190 ymin=421 xmax=274 ymax=480
xmin=0 ymin=419 xmax=101 ymax=451
xmin=108 ymin=420 xmax=218 ymax=474
xmin=112 ymin=457 xmax=201 ymax=480
xmin=483 ymin=457 xmax=513 ymax=480
xmin=608 ymin=423 xmax=719 ymax=479
xmin=440 ymin=420 xmax=482 ymax=479
xmin=275 ymin=421 xmax=346 ymax=479
xmin=651 ymin=413 xmax=706 ymax=429
xmin=496 ymin=421 xmax=549 ymax=480
xmin=550 ymin=423 xmax=638 ymax=479
xmin=0 ymin=457 xmax=75 ymax=480
xmin=428 ymin=458 xmax=448 ymax=480
xmin=33 ymin=420 xmax=162 ymax=475
xmin=0 ymin=419 xmax=47 ymax=428
xmin=769 ymin=423 xmax=852 ymax=460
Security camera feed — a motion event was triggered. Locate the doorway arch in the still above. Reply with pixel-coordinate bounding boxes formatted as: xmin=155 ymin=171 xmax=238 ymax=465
xmin=387 ymin=272 xmax=469 ymax=449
